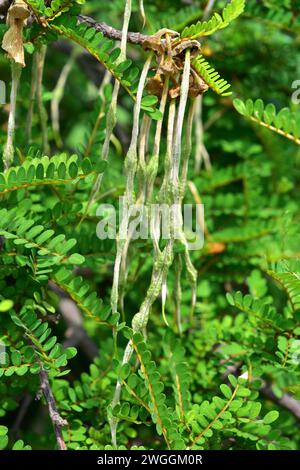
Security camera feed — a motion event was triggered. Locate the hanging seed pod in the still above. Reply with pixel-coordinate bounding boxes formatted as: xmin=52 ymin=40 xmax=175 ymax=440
xmin=2 ymin=0 xmax=30 ymax=67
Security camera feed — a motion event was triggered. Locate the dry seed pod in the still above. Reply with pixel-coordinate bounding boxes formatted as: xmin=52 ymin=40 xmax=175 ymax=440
xmin=142 ymin=28 xmax=179 ymax=55
xmin=169 ymin=84 xmax=181 ymax=99
xmin=189 ymin=69 xmax=209 ymax=97
xmin=172 ymin=39 xmax=201 ymax=59
xmin=2 ymin=0 xmax=30 ymax=67
xmin=156 ymin=55 xmax=179 ymax=79
xmin=146 ymin=73 xmax=163 ymax=97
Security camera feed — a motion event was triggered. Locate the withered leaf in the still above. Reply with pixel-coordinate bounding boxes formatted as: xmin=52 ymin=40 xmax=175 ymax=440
xmin=2 ymin=0 xmax=30 ymax=67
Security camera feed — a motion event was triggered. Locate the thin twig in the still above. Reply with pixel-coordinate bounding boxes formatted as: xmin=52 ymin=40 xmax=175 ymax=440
xmin=38 ymin=361 xmax=67 ymax=450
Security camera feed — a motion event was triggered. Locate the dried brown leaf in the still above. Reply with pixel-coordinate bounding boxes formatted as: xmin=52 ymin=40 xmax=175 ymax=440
xmin=2 ymin=0 xmax=30 ymax=67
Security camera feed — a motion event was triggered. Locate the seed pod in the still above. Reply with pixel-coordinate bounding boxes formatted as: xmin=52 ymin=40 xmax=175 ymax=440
xmin=172 ymin=39 xmax=201 ymax=60
xmin=146 ymin=73 xmax=163 ymax=98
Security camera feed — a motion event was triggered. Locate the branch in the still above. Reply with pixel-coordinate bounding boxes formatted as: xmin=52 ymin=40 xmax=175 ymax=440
xmin=60 ymin=298 xmax=99 ymax=360
xmin=0 ymin=2 xmax=150 ymax=44
xmin=38 ymin=361 xmax=68 ymax=450
xmin=78 ymin=15 xmax=149 ymax=45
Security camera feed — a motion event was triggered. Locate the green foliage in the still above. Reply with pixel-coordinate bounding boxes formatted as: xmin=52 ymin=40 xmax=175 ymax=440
xmin=0 ymin=155 xmax=96 ymax=196
xmin=246 ymin=0 xmax=300 ymax=34
xmin=50 ymin=18 xmax=137 ymax=97
xmin=0 ymin=425 xmax=8 ymax=450
xmin=1 ymin=302 xmax=77 ymax=378
xmin=53 ymin=267 xmax=113 ymax=324
xmin=181 ymin=0 xmax=245 ymax=39
xmin=0 ymin=0 xmax=299 ymax=453
xmin=268 ymin=263 xmax=300 ymax=312
xmin=0 ymin=299 xmax=13 ymax=312
xmin=163 ymin=333 xmax=192 ymax=421
xmin=0 ymin=207 xmax=85 ymax=272
xmin=192 ymin=55 xmax=232 ymax=97
xmin=24 ymin=1 xmax=162 ymax=118
xmin=0 ymin=426 xmax=31 ymax=449
xmin=130 ymin=332 xmax=185 ymax=449
xmin=234 ymin=98 xmax=300 ymax=145
xmin=186 ymin=375 xmax=276 ymax=450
